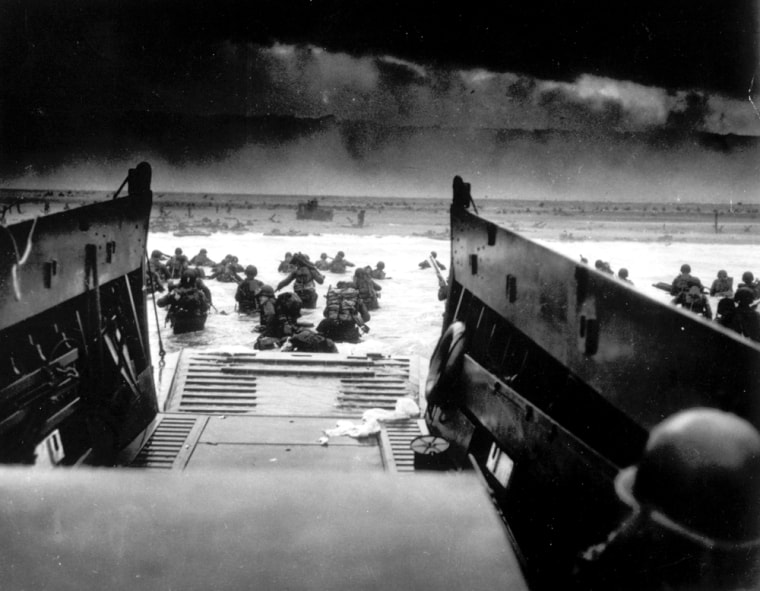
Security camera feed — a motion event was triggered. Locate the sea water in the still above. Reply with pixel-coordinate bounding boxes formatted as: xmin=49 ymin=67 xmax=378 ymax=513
xmin=146 ymin=231 xmax=756 ymax=394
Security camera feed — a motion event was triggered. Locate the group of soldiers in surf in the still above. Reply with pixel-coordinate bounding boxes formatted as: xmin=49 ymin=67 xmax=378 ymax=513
xmin=150 ymin=245 xmax=390 ymax=348
xmin=147 ymin=248 xmax=215 ymax=334
xmin=582 ymin=253 xmax=760 ymax=343
xmin=665 ymin=264 xmax=760 ymax=341
xmin=580 ymin=255 xmax=633 ymax=285
xmin=241 ymin=250 xmax=387 ymax=352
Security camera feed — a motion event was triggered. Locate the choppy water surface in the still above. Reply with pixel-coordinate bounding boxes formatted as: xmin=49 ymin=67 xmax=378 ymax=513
xmin=146 ymin=231 xmax=755 ymax=381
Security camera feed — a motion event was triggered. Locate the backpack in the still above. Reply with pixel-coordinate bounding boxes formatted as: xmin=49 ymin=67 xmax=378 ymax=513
xmin=325 ymin=287 xmax=358 ymax=321
xmin=289 ymin=330 xmax=338 ymax=353
xmin=174 ymin=288 xmax=208 ymax=316
xmin=275 ymin=292 xmax=303 ymax=320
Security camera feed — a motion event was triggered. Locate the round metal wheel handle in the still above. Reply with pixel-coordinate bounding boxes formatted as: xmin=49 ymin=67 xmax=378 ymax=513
xmin=410 ymin=435 xmax=450 ymax=455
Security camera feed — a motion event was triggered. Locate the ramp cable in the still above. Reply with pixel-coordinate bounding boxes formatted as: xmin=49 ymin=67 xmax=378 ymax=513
xmin=146 ymin=254 xmax=166 ymax=367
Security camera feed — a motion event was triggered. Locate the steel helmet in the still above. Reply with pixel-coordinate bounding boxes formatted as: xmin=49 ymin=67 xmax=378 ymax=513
xmin=743 ymin=271 xmax=755 ymax=283
xmin=377 ymin=261 xmax=385 ymax=269
xmin=259 ymin=285 xmax=274 ymax=297
xmin=151 ymin=250 xmax=162 ymax=258
xmin=615 ymin=408 xmax=760 ymax=547
xmin=680 ymin=264 xmax=691 ymax=274
xmin=245 ymin=265 xmax=258 ymax=277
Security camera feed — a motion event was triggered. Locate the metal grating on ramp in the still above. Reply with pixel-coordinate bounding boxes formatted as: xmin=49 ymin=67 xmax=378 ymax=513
xmin=338 ymin=376 xmax=411 ymax=410
xmin=170 ymin=353 xmax=258 ymax=414
xmin=128 ymin=416 xmax=201 ymax=469
xmin=165 ymin=349 xmax=416 ymax=417
xmin=381 ymin=420 xmax=429 ymax=473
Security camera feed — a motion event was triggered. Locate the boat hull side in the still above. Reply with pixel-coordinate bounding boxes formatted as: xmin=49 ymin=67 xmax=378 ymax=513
xmin=446 ymin=206 xmax=760 ymax=431
xmin=0 ymin=191 xmax=152 ymax=332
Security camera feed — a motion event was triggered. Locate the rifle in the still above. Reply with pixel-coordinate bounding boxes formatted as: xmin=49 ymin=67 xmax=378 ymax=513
xmin=291 ymin=253 xmax=325 ymax=282
xmin=429 ymin=254 xmax=447 ymax=288
xmin=291 ymin=252 xmax=318 ymax=271
xmin=430 ymin=254 xmax=449 ymax=301
xmin=652 ymin=281 xmax=709 ymax=295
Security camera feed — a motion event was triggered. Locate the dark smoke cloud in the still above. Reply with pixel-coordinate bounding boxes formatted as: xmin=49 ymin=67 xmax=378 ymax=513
xmin=1 ymin=4 xmax=758 ymax=203
xmin=4 ymin=122 xmax=758 ymax=207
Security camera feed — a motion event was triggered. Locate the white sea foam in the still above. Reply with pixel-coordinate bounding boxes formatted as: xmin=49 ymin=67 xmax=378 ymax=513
xmin=146 ymin=231 xmax=754 ymax=380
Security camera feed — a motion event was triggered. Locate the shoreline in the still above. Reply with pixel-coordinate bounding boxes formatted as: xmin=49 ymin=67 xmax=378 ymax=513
xmin=2 ymin=189 xmax=760 ymax=244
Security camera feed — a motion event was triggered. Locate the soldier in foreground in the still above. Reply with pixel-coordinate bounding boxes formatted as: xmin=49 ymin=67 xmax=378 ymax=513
xmin=189 ymin=248 xmax=216 ymax=267
xmin=369 ymin=261 xmax=387 ymax=280
xmin=314 ymin=253 xmax=331 ymax=270
xmin=253 ymin=289 xmax=303 ymax=349
xmin=672 ymin=285 xmax=713 ymax=319
xmin=317 ymin=282 xmax=371 ymax=343
xmin=726 ymin=287 xmax=760 ymax=342
xmin=352 ymin=267 xmax=381 ymax=311
xmin=147 ymin=250 xmax=170 ymax=292
xmin=235 ymin=265 xmax=263 ymax=314
xmin=574 ymin=408 xmax=760 ymax=591
xmin=709 ymin=270 xmax=733 ymax=297
xmin=737 ymin=271 xmax=760 ymax=299
xmin=277 ymin=252 xmax=295 ymax=273
xmin=157 ymin=269 xmax=211 ymax=334
xmin=166 ymin=248 xmax=189 ymax=279
xmin=276 ymin=253 xmax=325 ymax=309
xmin=419 ymin=251 xmax=446 ymax=270
xmin=210 ymin=255 xmax=244 ymax=282
xmin=670 ymin=264 xmax=703 ymax=296
xmin=328 ymin=251 xmax=355 ymax=273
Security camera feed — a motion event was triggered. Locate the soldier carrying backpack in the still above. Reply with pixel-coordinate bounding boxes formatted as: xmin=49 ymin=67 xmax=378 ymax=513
xmin=317 ymin=282 xmax=370 ymax=343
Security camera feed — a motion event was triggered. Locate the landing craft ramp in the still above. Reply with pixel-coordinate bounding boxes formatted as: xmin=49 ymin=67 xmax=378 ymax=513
xmin=121 ymin=350 xmax=428 ymax=472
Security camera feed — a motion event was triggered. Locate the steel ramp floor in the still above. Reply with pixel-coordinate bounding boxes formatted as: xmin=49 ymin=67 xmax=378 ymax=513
xmin=165 ymin=349 xmax=413 ymax=416
xmin=124 ymin=348 xmax=423 ymax=472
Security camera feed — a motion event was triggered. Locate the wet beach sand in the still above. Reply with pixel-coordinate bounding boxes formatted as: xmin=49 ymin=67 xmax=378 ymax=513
xmin=3 ymin=188 xmax=760 ymax=245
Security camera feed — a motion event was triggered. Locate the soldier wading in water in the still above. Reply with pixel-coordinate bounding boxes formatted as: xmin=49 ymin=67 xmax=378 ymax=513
xmin=317 ymin=282 xmax=370 ymax=343
xmin=276 ymin=253 xmax=325 ymax=309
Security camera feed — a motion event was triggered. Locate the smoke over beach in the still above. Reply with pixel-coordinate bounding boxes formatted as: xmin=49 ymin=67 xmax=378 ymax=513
xmin=1 ymin=3 xmax=758 ymax=201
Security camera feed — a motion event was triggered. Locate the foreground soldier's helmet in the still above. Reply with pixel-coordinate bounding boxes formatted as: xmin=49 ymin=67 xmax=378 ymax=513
xmin=151 ymin=250 xmax=162 ymax=258
xmin=615 ymin=408 xmax=760 ymax=546
xmin=259 ymin=285 xmax=274 ymax=297
xmin=200 ymin=248 xmax=207 ymax=254
xmin=320 ymin=253 xmax=328 ymax=259
xmin=717 ymin=269 xmax=727 ymax=279
xmin=337 ymin=251 xmax=345 ymax=257
xmin=245 ymin=265 xmax=258 ymax=277
xmin=680 ymin=264 xmax=691 ymax=274
xmin=743 ymin=271 xmax=755 ymax=284
xmin=377 ymin=261 xmax=385 ymax=269
xmin=182 ymin=268 xmax=197 ymax=279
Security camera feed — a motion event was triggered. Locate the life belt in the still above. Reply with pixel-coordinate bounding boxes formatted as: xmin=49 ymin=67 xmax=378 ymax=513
xmin=425 ymin=321 xmax=466 ymax=408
